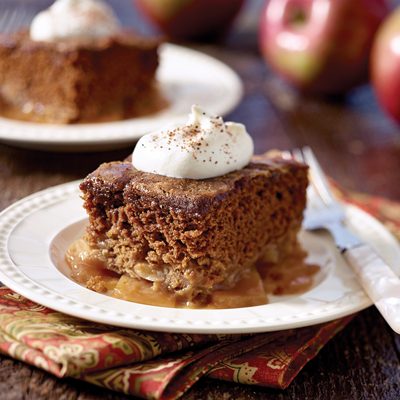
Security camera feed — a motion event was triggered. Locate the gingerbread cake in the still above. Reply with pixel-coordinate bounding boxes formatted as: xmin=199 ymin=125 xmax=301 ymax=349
xmin=0 ymin=30 xmax=162 ymax=124
xmin=77 ymin=154 xmax=308 ymax=306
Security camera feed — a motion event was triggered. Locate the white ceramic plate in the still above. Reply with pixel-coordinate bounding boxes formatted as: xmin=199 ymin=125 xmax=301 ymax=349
xmin=1 ymin=181 xmax=399 ymax=334
xmin=0 ymin=44 xmax=243 ymax=152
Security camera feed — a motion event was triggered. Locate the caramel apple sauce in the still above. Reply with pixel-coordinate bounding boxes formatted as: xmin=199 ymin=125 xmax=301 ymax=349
xmin=65 ymin=238 xmax=320 ymax=309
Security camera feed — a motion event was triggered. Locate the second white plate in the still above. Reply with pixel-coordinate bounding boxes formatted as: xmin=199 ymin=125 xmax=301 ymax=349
xmin=1 ymin=181 xmax=399 ymax=333
xmin=0 ymin=44 xmax=243 ymax=151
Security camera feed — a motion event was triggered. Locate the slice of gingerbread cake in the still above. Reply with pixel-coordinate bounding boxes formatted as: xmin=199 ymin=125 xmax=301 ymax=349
xmin=70 ymin=106 xmax=309 ymax=308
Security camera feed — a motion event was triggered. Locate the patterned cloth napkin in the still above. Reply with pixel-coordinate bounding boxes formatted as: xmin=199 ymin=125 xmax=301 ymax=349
xmin=0 ymin=188 xmax=399 ymax=400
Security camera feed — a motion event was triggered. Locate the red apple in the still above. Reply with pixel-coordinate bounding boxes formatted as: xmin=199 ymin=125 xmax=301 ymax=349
xmin=259 ymin=0 xmax=389 ymax=95
xmin=371 ymin=7 xmax=400 ymax=122
xmin=134 ymin=0 xmax=245 ymax=41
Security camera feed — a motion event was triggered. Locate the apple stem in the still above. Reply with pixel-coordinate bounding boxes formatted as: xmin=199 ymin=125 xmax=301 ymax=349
xmin=288 ymin=7 xmax=307 ymax=26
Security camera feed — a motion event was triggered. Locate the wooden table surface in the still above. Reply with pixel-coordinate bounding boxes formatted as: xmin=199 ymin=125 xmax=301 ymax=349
xmin=1 ymin=1 xmax=400 ymax=399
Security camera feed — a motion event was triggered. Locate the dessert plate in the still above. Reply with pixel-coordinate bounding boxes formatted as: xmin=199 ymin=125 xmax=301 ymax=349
xmin=0 ymin=44 xmax=243 ymax=152
xmin=1 ymin=181 xmax=400 ymax=334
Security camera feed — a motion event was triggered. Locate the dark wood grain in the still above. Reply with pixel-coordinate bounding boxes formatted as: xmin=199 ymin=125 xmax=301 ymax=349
xmin=1 ymin=0 xmax=400 ymax=399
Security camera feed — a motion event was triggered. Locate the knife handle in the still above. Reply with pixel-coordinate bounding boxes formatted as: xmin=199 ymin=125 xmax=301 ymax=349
xmin=344 ymin=243 xmax=400 ymax=334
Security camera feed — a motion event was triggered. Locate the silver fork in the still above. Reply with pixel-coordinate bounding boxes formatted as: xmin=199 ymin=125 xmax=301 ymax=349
xmin=288 ymin=147 xmax=400 ymax=334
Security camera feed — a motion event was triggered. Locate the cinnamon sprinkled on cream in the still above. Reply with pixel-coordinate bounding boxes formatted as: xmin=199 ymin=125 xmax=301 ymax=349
xmin=132 ymin=105 xmax=254 ymax=179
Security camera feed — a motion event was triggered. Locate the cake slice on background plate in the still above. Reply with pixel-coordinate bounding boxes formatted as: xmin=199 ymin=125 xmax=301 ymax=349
xmin=0 ymin=0 xmax=164 ymax=124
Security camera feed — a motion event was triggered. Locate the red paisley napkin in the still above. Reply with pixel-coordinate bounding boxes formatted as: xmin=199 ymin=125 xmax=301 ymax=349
xmin=0 ymin=188 xmax=399 ymax=400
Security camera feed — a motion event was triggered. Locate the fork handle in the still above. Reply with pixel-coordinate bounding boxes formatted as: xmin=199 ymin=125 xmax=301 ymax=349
xmin=344 ymin=243 xmax=400 ymax=334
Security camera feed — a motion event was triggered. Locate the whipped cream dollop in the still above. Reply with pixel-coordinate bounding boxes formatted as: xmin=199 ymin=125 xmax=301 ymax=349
xmin=30 ymin=0 xmax=120 ymax=43
xmin=132 ymin=105 xmax=254 ymax=180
